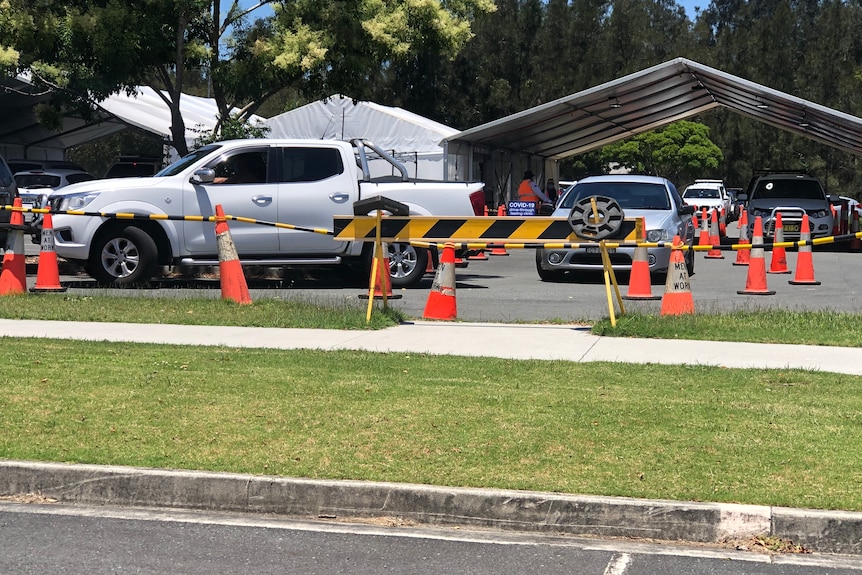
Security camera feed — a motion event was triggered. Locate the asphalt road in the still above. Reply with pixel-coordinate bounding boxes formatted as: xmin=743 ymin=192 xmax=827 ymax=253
xmin=4 ymin=504 xmax=862 ymax=574
xmin=48 ymin=240 xmax=862 ymax=323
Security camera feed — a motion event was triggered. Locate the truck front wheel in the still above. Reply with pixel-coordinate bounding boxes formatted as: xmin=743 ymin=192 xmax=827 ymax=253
xmin=88 ymin=226 xmax=158 ymax=286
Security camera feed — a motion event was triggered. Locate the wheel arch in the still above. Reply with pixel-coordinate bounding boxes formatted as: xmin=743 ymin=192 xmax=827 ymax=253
xmin=90 ymin=219 xmax=173 ymax=267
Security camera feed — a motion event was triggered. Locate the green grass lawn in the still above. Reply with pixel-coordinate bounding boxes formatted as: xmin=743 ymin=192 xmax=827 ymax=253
xmin=1 ymin=294 xmax=861 ymax=511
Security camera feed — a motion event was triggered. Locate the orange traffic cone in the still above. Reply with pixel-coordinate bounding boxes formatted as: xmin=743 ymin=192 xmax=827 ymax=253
xmin=0 ymin=197 xmax=27 ymax=295
xmin=705 ymin=209 xmax=724 ymax=259
xmin=660 ymin=236 xmax=695 ymax=316
xmin=789 ymin=214 xmax=821 ymax=286
xmin=425 ymin=249 xmax=436 ymax=274
xmin=423 ymin=242 xmax=457 ymax=320
xmin=624 ymin=218 xmax=661 ymax=300
xmin=768 ymin=212 xmax=790 ymax=274
xmin=468 ymin=249 xmax=488 ymax=261
xmin=30 ymin=212 xmax=67 ymax=293
xmin=733 ymin=210 xmax=750 ymax=266
xmin=849 ymin=209 xmax=862 ymax=252
xmin=691 ymin=208 xmax=699 ymax=231
xmin=737 ymin=216 xmax=776 ymax=295
xmin=697 ymin=207 xmax=710 ymax=252
xmin=489 ymin=205 xmax=509 ymax=256
xmin=360 ymin=243 xmax=403 ymax=300
xmin=831 ymin=205 xmax=840 ymax=237
xmin=214 ymin=204 xmax=252 ymax=305
xmin=719 ymin=207 xmax=727 ymax=237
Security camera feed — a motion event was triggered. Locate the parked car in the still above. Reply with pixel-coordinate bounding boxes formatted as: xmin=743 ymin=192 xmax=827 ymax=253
xmin=681 ymin=179 xmax=735 ymax=222
xmin=740 ymin=170 xmax=833 ymax=239
xmin=15 ymin=169 xmax=97 ymax=225
xmin=536 ymin=174 xmax=696 ymax=282
xmin=0 ymin=155 xmax=19 ymax=244
xmin=726 ymin=187 xmax=745 ymax=219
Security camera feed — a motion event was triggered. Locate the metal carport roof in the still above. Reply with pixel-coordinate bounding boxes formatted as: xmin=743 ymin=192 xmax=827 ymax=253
xmin=444 ymin=57 xmax=862 ymax=160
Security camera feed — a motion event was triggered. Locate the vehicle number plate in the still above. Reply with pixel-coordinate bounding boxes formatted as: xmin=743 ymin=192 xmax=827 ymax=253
xmin=586 ymin=246 xmax=615 ymax=254
xmin=783 ymin=223 xmax=800 ymax=233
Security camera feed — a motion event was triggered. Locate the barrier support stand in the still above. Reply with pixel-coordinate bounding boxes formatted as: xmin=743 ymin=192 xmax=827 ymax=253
xmin=585 ymin=196 xmax=625 ymax=326
xmin=365 ymin=209 xmax=387 ymax=323
xmin=599 ymin=239 xmax=625 ymax=327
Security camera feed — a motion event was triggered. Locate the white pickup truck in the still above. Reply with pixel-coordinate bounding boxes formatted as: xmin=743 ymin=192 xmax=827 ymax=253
xmin=44 ymin=139 xmax=486 ymax=287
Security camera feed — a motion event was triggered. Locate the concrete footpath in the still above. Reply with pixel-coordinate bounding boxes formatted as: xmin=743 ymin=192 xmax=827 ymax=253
xmin=2 ymin=319 xmax=862 ymax=556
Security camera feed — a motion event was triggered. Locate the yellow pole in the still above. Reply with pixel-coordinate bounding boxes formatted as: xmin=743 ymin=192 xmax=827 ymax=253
xmin=365 ymin=210 xmax=385 ymax=323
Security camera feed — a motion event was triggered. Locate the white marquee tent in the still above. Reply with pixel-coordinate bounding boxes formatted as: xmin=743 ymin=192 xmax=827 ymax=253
xmin=263 ymin=95 xmax=460 ymax=179
xmin=0 ymin=75 xmax=263 ymax=163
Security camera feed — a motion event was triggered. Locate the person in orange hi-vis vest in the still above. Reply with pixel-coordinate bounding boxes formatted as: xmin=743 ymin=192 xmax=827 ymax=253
xmin=518 ymin=170 xmax=551 ymax=214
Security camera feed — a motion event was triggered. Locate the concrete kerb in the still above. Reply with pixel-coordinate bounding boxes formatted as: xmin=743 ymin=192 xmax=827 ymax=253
xmin=2 ymin=460 xmax=862 ymax=555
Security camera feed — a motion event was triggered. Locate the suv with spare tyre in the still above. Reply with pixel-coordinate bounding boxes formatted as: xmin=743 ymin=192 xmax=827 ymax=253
xmin=741 ymin=170 xmax=833 ymax=240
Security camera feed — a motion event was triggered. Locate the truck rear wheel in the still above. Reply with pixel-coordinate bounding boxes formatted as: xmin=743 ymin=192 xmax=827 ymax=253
xmin=88 ymin=226 xmax=158 ymax=286
xmin=387 ymin=242 xmax=428 ymax=287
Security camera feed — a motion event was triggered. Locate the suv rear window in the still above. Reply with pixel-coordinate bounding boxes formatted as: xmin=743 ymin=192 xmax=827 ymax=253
xmin=16 ymin=174 xmax=61 ymax=188
xmin=751 ymin=179 xmax=825 ymax=200
xmin=683 ymin=188 xmax=719 ymax=199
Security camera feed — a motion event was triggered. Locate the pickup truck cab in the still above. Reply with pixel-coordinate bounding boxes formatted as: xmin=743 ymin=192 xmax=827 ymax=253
xmin=45 ymin=139 xmax=485 ymax=287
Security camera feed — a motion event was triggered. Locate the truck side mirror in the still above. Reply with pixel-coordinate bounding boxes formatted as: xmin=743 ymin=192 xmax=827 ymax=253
xmin=191 ymin=168 xmax=216 ymax=184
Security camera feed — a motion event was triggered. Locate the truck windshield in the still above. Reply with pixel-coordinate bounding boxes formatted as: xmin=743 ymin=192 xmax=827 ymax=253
xmin=156 ymin=145 xmax=223 ymax=177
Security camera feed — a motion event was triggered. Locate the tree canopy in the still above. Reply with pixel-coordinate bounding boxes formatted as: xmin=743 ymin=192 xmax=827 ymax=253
xmin=0 ymin=0 xmax=495 ymax=155
xmin=3 ymin=0 xmax=862 ymax=196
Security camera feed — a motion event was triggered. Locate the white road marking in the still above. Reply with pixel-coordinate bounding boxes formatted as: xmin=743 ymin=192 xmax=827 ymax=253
xmin=602 ymin=552 xmax=631 ymax=575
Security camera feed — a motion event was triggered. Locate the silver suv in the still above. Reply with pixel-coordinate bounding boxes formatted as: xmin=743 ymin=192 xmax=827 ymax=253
xmin=536 ymin=174 xmax=696 ymax=281
xmin=742 ymin=171 xmax=833 ymax=239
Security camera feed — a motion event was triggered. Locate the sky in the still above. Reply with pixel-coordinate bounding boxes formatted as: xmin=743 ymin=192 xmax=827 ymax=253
xmin=678 ymin=0 xmax=704 ymax=20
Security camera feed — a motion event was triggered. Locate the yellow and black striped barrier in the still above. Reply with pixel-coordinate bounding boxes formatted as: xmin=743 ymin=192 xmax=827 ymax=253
xmin=333 ymin=215 xmax=641 ymax=243
xmin=5 ymin=204 xmax=862 ymax=251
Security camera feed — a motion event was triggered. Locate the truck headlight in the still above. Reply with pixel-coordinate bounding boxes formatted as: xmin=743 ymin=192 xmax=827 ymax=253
xmin=57 ymin=192 xmax=100 ymax=211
